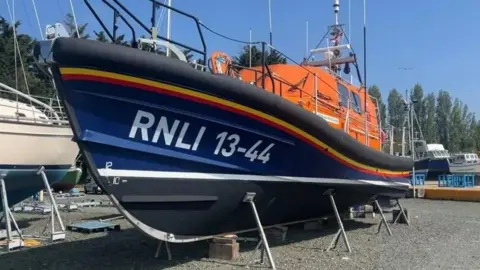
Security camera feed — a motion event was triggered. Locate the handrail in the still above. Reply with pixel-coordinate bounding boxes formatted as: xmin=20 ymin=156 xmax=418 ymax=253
xmin=0 ymin=82 xmax=60 ymax=121
xmin=111 ymin=0 xmax=207 ymax=65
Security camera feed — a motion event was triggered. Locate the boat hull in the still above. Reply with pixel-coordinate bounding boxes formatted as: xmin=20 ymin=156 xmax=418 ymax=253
xmin=51 ymin=167 xmax=82 ymax=192
xmin=45 ymin=37 xmax=412 ymax=242
xmin=0 ymin=120 xmax=78 ymax=210
xmin=415 ymin=158 xmax=449 ymax=180
xmin=448 ymin=163 xmax=480 ymax=175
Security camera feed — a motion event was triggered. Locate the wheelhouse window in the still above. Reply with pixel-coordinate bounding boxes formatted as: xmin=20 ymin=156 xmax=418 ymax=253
xmin=351 ymin=92 xmax=363 ymax=114
xmin=337 ymin=83 xmax=349 ymax=107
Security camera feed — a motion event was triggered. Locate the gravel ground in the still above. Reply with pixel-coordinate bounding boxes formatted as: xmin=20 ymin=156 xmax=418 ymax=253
xmin=0 ymin=197 xmax=479 ymax=270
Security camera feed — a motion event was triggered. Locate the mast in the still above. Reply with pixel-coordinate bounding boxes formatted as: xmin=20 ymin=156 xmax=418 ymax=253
xmin=249 ymin=28 xmax=252 ymax=68
xmin=363 ymin=0 xmax=369 ymax=146
xmin=305 ymin=21 xmax=309 ymax=58
xmin=333 ymin=0 xmax=339 ymax=25
xmin=268 ymin=0 xmax=273 ymax=45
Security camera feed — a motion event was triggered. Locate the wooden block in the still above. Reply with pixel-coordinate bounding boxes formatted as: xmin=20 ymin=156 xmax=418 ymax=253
xmin=213 ymin=234 xmax=237 ymax=244
xmin=209 ymin=242 xmax=239 ymax=260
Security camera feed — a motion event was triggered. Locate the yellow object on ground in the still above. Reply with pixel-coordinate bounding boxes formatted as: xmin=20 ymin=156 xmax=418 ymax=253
xmin=24 ymin=239 xmax=42 ymax=247
xmin=413 ymin=184 xmax=480 ymax=202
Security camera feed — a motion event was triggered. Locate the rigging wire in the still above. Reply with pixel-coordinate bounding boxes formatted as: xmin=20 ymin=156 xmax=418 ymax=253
xmin=5 ymin=0 xmax=36 ymax=116
xmin=199 ymin=22 xmax=261 ymax=45
xmin=31 ymin=0 xmax=44 ymax=39
xmin=68 ymin=0 xmax=80 ymax=37
xmin=155 ymin=0 xmax=168 ymax=30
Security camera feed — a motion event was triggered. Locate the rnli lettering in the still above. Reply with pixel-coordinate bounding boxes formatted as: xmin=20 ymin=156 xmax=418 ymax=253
xmin=128 ymin=110 xmax=206 ymax=151
xmin=128 ymin=110 xmax=275 ymax=164
xmin=214 ymin=131 xmax=274 ymax=164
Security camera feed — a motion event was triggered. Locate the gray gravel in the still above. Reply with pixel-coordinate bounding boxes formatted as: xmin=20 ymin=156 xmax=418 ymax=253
xmin=1 ymin=197 xmax=479 ymax=270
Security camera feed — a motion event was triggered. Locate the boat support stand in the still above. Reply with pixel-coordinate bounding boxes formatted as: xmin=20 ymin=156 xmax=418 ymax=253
xmin=374 ymin=199 xmax=393 ymax=236
xmin=392 ymin=199 xmax=410 ymax=226
xmin=375 ymin=198 xmax=410 ymax=235
xmin=244 ymin=192 xmax=276 ymax=270
xmin=37 ymin=166 xmax=66 ymax=242
xmin=0 ymin=174 xmax=25 ymax=251
xmin=324 ymin=189 xmax=352 ymax=253
xmin=154 ymin=240 xmax=172 ymax=260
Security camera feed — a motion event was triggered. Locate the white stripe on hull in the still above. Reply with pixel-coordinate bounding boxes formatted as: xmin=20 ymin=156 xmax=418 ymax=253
xmin=0 ymin=121 xmax=78 ymax=166
xmin=97 ymin=169 xmax=411 ymax=187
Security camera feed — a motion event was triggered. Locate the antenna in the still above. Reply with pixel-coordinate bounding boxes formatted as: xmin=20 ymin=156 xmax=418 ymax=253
xmin=333 ymin=0 xmax=340 ymax=25
xmin=359 ymin=0 xmax=369 ymax=146
xmin=363 ymin=0 xmax=367 ymax=111
xmin=268 ymin=0 xmax=273 ymax=45
xmin=305 ymin=21 xmax=309 ymax=58
xmin=249 ymin=28 xmax=252 ymax=68
xmin=348 ymin=0 xmax=352 ymax=83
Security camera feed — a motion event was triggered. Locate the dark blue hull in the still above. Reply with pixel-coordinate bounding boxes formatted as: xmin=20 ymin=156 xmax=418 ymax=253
xmin=415 ymin=158 xmax=450 ymax=180
xmin=0 ymin=165 xmax=71 ymax=212
xmin=45 ymin=37 xmax=412 ymax=241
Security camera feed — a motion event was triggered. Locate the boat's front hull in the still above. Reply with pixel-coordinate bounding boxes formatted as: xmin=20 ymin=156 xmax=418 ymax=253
xmin=45 ymin=37 xmax=412 ymax=242
xmin=55 ymin=69 xmax=410 ymax=240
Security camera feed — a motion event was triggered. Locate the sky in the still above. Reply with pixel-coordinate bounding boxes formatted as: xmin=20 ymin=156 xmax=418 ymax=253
xmin=2 ymin=0 xmax=480 ymax=114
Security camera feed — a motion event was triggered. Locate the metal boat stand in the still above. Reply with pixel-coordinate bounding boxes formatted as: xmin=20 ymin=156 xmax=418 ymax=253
xmin=324 ymin=189 xmax=352 ymax=253
xmin=392 ymin=199 xmax=410 ymax=226
xmin=154 ymin=240 xmax=172 ymax=260
xmin=36 ymin=166 xmax=66 ymax=242
xmin=244 ymin=192 xmax=276 ymax=270
xmin=373 ymin=199 xmax=393 ymax=236
xmin=0 ymin=176 xmax=25 ymax=251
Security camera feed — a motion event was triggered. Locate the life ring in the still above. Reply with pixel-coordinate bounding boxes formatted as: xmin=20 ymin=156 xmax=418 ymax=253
xmin=210 ymin=51 xmax=235 ymax=77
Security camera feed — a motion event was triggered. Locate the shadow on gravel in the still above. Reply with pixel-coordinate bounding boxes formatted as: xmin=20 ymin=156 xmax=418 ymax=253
xmin=0 ymin=219 xmax=375 ymax=269
xmin=0 ymin=217 xmax=43 ymax=230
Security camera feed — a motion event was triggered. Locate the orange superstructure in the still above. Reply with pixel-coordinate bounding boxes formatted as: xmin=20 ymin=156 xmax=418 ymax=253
xmin=209 ymin=51 xmax=383 ymax=151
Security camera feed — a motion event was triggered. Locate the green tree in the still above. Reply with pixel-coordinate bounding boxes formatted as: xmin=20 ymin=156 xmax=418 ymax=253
xmin=411 ymin=83 xmax=425 ymax=138
xmin=64 ymin=13 xmax=89 ymax=39
xmin=422 ymin=92 xmax=437 ymax=143
xmin=368 ymin=85 xmax=386 ymax=128
xmin=449 ymin=98 xmax=463 ymax=152
xmin=234 ymin=45 xmax=287 ymax=68
xmin=435 ymin=90 xmax=452 ymax=149
xmin=0 ymin=17 xmax=53 ymax=99
xmin=94 ymin=30 xmax=129 ymax=46
xmin=387 ymin=88 xmax=407 ymax=153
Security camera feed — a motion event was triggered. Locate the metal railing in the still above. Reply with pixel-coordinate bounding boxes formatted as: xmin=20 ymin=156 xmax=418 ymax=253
xmin=0 ymin=82 xmax=69 ymax=126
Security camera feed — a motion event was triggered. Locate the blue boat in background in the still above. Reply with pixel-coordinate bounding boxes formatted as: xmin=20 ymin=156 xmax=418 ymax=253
xmin=414 ymin=141 xmax=450 ymax=180
xmin=0 ymin=82 xmax=79 ymax=212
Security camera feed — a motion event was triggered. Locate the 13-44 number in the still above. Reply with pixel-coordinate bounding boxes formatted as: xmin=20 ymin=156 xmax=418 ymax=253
xmin=213 ymin=131 xmax=274 ymax=164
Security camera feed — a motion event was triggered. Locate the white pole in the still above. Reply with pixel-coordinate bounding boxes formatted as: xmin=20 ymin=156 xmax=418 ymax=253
xmin=166 ymin=0 xmax=172 ymax=57
xmin=306 ymin=21 xmax=309 ymax=58
xmin=249 ymin=28 xmax=252 ymax=68
xmin=348 ymin=0 xmax=353 ymax=84
xmin=268 ymin=0 xmax=272 ymax=45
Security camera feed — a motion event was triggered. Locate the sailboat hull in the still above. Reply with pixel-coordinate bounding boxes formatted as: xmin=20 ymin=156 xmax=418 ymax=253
xmin=44 ymin=37 xmax=412 ymax=242
xmin=0 ymin=120 xmax=78 ymax=210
